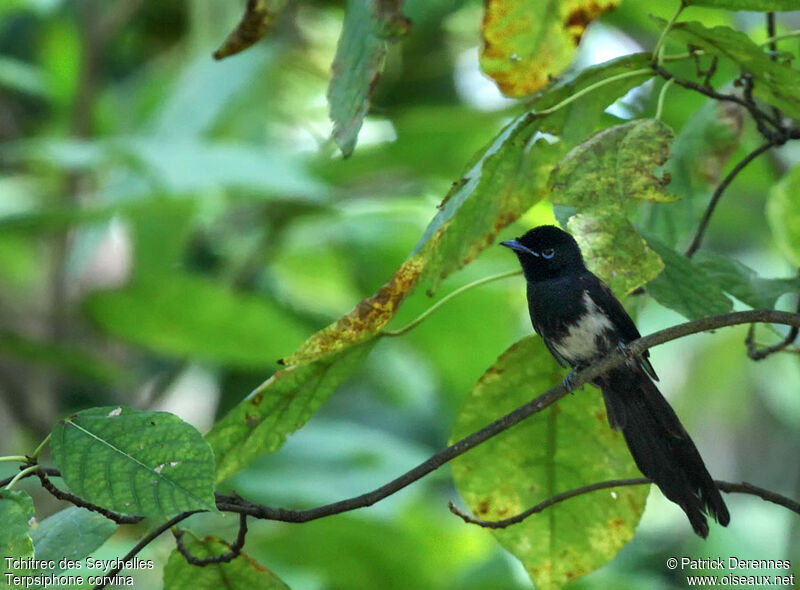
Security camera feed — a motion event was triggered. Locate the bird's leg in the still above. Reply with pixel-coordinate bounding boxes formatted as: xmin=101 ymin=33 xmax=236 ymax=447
xmin=563 ymin=363 xmax=587 ymax=393
xmin=617 ymin=340 xmax=635 ymax=360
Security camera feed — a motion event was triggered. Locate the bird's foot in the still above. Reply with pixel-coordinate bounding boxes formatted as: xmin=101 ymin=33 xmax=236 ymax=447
xmin=562 ymin=365 xmax=586 ymax=393
xmin=617 ymin=340 xmax=635 ymax=360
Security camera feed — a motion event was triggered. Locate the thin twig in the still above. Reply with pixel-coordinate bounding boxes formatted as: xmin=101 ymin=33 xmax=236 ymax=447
xmin=215 ymin=310 xmax=800 ymax=523
xmin=91 ymin=511 xmax=200 ymax=590
xmin=746 ymin=286 xmax=800 ymax=360
xmin=448 ymin=478 xmax=799 ymax=529
xmin=37 ymin=469 xmax=143 ymax=524
xmin=173 ymin=513 xmax=248 ymax=566
xmin=684 ymin=141 xmax=775 ymax=257
xmin=0 ymin=466 xmax=59 ymax=488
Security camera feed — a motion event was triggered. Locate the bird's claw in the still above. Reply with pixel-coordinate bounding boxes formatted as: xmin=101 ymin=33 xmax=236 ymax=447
xmin=617 ymin=341 xmax=635 ymax=360
xmin=562 ymin=366 xmax=585 ymax=393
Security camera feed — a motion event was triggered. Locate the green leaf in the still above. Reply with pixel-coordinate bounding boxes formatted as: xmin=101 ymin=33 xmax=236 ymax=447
xmin=328 ymin=0 xmax=409 ymax=157
xmin=549 ymin=119 xmax=675 ymax=294
xmin=30 ymin=507 xmax=118 ymax=572
xmin=767 ymin=163 xmax=800 ymax=267
xmin=694 ymin=251 xmax=800 ymax=310
xmin=163 ymin=533 xmax=288 ymax=589
xmin=683 ymin=0 xmax=799 ymax=10
xmin=51 ymin=407 xmax=217 ymax=517
xmin=644 ymin=236 xmax=732 ymax=319
xmin=550 ymin=118 xmax=677 ymax=212
xmin=84 ymin=274 xmax=307 ymax=369
xmin=567 ymin=214 xmax=664 ymax=296
xmin=664 ymin=20 xmax=800 ymax=120
xmin=208 ymin=339 xmax=375 ymax=482
xmin=451 ymin=337 xmax=647 ymax=590
xmin=480 ymin=0 xmax=618 ymax=97
xmin=0 ymin=490 xmax=35 ymax=569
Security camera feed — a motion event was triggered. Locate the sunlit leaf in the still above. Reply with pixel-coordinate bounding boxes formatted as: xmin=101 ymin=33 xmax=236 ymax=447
xmin=208 ymin=340 xmax=375 ymax=482
xmin=645 ymin=235 xmax=732 ymax=319
xmin=451 ymin=336 xmax=647 ymax=590
xmin=163 ymin=533 xmax=289 ymax=589
xmin=767 ymin=163 xmax=800 ymax=267
xmin=694 ymin=251 xmax=800 ymax=309
xmin=30 ymin=507 xmax=118 ymax=572
xmin=328 ymin=0 xmax=410 ymax=157
xmin=213 ymin=0 xmax=289 ymax=60
xmin=567 ymin=214 xmax=663 ymax=296
xmin=480 ymin=0 xmax=618 ymax=97
xmin=84 ymin=274 xmax=307 ymax=369
xmin=51 ymin=407 xmax=217 ymax=517
xmin=550 ymin=118 xmax=676 ymax=212
xmin=664 ymin=20 xmax=800 ymax=120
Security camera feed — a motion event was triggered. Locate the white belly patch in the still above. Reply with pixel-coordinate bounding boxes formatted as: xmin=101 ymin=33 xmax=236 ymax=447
xmin=550 ymin=292 xmax=614 ymax=363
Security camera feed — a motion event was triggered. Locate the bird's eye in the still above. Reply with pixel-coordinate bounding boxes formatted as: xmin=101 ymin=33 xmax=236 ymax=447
xmin=541 ymin=248 xmax=555 ymax=259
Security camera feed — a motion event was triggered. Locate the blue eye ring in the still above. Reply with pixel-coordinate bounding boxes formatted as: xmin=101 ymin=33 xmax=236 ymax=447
xmin=542 ymin=248 xmax=555 ymax=259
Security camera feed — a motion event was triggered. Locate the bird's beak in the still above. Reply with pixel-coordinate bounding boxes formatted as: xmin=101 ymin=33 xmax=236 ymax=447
xmin=500 ymin=239 xmax=539 ymax=257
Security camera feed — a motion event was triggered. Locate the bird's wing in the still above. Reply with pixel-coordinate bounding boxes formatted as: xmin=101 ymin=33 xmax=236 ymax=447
xmin=582 ymin=274 xmax=659 ymax=381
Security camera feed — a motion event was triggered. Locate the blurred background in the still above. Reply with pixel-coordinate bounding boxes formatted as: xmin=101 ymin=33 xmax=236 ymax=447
xmin=1 ymin=0 xmax=799 ymax=587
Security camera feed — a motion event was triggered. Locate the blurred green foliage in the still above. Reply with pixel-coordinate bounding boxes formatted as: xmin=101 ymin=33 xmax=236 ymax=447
xmin=1 ymin=0 xmax=800 ymax=588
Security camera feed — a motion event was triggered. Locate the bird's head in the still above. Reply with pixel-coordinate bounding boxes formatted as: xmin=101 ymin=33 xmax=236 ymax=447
xmin=501 ymin=225 xmax=585 ymax=282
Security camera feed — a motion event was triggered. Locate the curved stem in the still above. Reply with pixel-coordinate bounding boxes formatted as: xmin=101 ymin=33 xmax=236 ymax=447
xmin=533 ymin=69 xmax=654 ymax=117
xmin=0 ymin=456 xmax=29 ymax=463
xmin=655 ymin=78 xmax=674 ymax=120
xmin=4 ymin=465 xmax=39 ymax=490
xmin=652 ymin=1 xmax=685 ymax=65
xmin=382 ymin=269 xmax=521 ymax=337
xmin=30 ymin=433 xmax=51 ymax=461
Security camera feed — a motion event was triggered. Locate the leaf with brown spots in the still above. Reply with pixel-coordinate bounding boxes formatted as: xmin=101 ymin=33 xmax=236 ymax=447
xmin=451 ymin=336 xmax=648 ymax=590
xmin=480 ymin=0 xmax=618 ymax=97
xmin=207 ymin=340 xmax=375 ymax=482
xmin=213 ymin=0 xmax=289 ymax=60
xmin=280 ymin=256 xmax=423 ymax=366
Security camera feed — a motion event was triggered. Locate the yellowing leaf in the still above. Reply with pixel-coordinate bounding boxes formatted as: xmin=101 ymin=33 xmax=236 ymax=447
xmin=481 ymin=0 xmax=618 ymax=97
xmin=280 ymin=256 xmax=423 ymax=366
xmin=567 ymin=214 xmax=663 ymax=296
xmin=452 ymin=337 xmax=647 ymax=590
xmin=550 ymin=119 xmax=676 ymax=212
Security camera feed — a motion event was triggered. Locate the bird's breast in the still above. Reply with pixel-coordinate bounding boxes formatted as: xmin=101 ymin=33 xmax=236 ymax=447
xmin=528 ymin=285 xmax=615 ymax=365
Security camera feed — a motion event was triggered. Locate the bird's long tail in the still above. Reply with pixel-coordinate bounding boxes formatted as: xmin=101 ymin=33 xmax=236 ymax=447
xmin=597 ymin=367 xmax=730 ymax=538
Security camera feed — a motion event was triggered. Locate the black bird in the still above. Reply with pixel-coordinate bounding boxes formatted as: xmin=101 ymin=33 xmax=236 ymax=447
xmin=501 ymin=225 xmax=729 ymax=538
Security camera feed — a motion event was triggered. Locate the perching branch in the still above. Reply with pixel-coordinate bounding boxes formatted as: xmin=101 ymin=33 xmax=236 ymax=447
xmin=23 ymin=310 xmax=800 ymax=586
xmin=448 ymin=478 xmax=800 ymax=529
xmin=216 ymin=310 xmax=800 ymax=523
